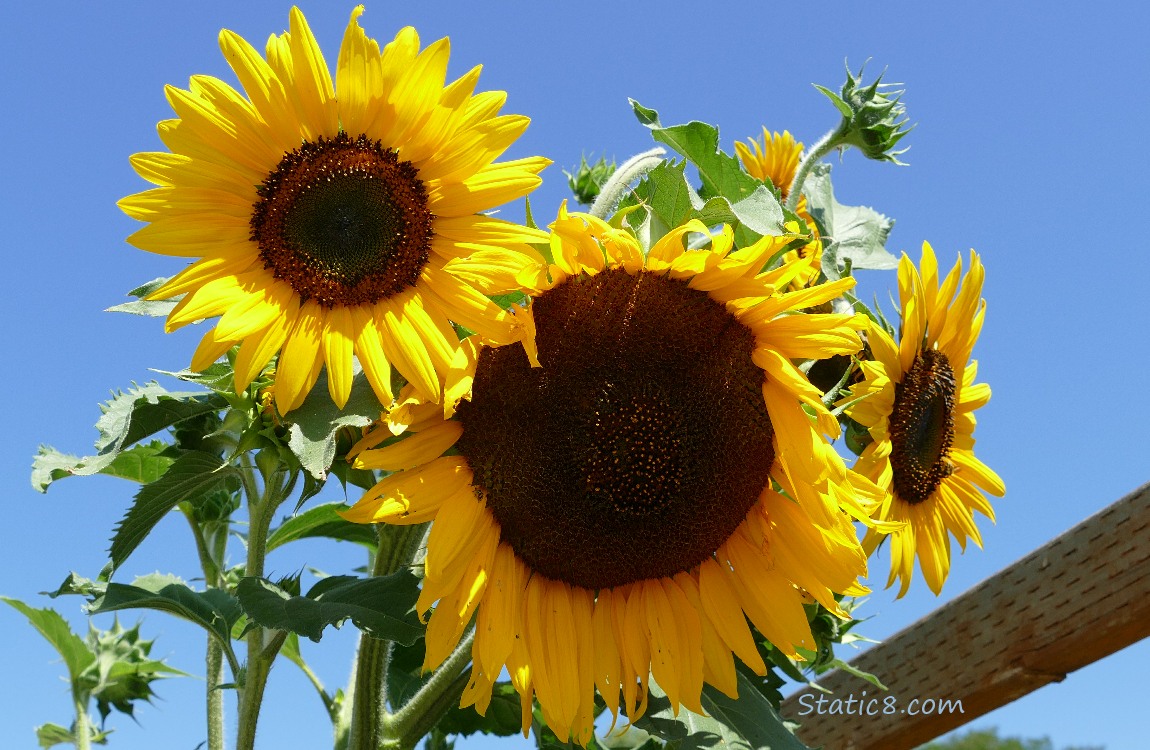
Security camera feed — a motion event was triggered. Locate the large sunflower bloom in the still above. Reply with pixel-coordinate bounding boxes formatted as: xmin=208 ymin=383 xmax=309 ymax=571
xmin=736 ymin=128 xmax=822 ymax=286
xmin=845 ymin=243 xmax=1005 ymax=596
xmin=119 ymin=7 xmax=549 ymax=412
xmin=343 ymin=206 xmax=881 ymax=744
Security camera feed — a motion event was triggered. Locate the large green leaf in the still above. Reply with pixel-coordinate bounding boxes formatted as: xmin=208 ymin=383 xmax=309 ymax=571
xmin=2 ymin=597 xmax=95 ymax=682
xmin=109 ymin=451 xmax=239 ymax=571
xmin=803 ymin=163 xmax=897 ymax=276
xmin=633 ymin=161 xmax=695 ymax=241
xmin=88 ymin=573 xmax=243 ymax=646
xmin=627 ymin=162 xmax=785 ymax=251
xmin=287 ymin=370 xmax=387 ymax=481
xmin=33 ymin=382 xmax=227 ymax=492
xmin=626 ymin=101 xmax=785 ymax=247
xmin=631 ymin=101 xmax=759 ymax=202
xmin=266 ymin=502 xmax=380 ymax=553
xmin=637 ymin=673 xmax=811 ymax=750
xmin=236 ymin=571 xmax=423 ymax=644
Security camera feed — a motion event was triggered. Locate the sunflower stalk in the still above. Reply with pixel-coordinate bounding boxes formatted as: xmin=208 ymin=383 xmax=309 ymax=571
xmin=380 ymin=626 xmax=476 ymax=750
xmin=347 ymin=523 xmax=428 ymax=750
xmin=205 ymin=637 xmax=226 ymax=750
xmin=72 ymin=692 xmax=92 ymax=750
xmin=184 ymin=508 xmax=230 ymax=750
xmin=785 ymin=122 xmax=850 ymax=213
xmin=235 ymin=457 xmax=294 ymax=750
xmin=588 ymin=147 xmax=666 ymax=220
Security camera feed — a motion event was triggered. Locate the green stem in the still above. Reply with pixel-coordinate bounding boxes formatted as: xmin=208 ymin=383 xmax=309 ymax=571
xmin=347 ymin=524 xmax=428 ymax=750
xmin=235 ymin=462 xmax=293 ymax=750
xmin=72 ymin=691 xmax=91 ymax=750
xmin=183 ymin=509 xmax=229 ymax=750
xmin=785 ymin=121 xmax=850 ymax=213
xmin=297 ymin=653 xmax=338 ymax=721
xmin=206 ymin=639 xmax=225 ymax=750
xmin=381 ymin=627 xmax=476 ymax=750
xmin=334 ymin=658 xmax=357 ymax=750
xmin=588 ymin=147 xmax=666 ymax=220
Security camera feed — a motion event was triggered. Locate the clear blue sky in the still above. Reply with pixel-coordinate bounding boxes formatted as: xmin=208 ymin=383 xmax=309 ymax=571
xmin=2 ymin=2 xmax=1148 ymax=749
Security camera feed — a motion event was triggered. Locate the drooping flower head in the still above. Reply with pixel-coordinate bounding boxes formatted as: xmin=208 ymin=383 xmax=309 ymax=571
xmin=120 ymin=6 xmax=549 ymax=412
xmin=736 ymin=128 xmax=822 ymax=286
xmin=343 ymin=206 xmax=882 ymax=744
xmin=845 ymin=243 xmax=1005 ymax=596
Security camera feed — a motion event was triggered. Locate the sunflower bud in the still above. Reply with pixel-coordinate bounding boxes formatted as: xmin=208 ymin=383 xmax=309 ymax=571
xmin=564 ymin=155 xmax=616 ymax=205
xmin=816 ymin=64 xmax=912 ymax=164
xmin=86 ymin=619 xmax=181 ymax=721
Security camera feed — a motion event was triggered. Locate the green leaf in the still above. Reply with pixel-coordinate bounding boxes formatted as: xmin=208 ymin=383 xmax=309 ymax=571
xmin=88 ymin=573 xmax=243 ymax=647
xmin=98 ymin=441 xmax=176 ymax=484
xmin=630 ymin=98 xmax=662 ymax=127
xmin=812 ymin=84 xmax=853 ymax=119
xmin=628 ymin=161 xmax=785 ymax=250
xmin=266 ymin=502 xmax=380 ymax=553
xmin=438 ymin=682 xmax=525 ymax=737
xmin=632 ymin=161 xmax=694 ymax=240
xmin=627 ymin=102 xmax=784 ymax=245
xmin=599 ymin=726 xmax=662 ymax=750
xmin=649 ymin=121 xmax=759 ymax=203
xmin=637 ymin=672 xmax=811 ymax=750
xmin=33 ymin=382 xmax=227 ymax=492
xmin=811 ymin=656 xmax=887 ymax=689
xmin=803 ymin=163 xmax=897 ymax=273
xmin=631 ymin=102 xmax=778 ymax=211
xmin=109 ymin=451 xmax=239 ymax=571
xmin=105 ymin=277 xmax=178 ymax=317
xmin=152 ymin=361 xmax=237 ymax=395
xmin=44 ymin=572 xmax=109 ymax=599
xmin=35 ymin=723 xmax=111 ymax=748
xmin=287 ymin=370 xmax=387 ymax=481
xmin=236 ymin=571 xmax=423 ymax=644
xmin=2 ymin=597 xmax=95 ymax=682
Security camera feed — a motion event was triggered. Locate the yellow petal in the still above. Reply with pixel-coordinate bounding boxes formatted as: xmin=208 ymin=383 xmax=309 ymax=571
xmin=353 ymin=420 xmax=463 ymax=472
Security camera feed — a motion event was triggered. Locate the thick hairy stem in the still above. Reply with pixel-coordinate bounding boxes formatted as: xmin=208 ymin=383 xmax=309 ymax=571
xmin=235 ymin=463 xmax=292 ymax=750
xmin=381 ymin=627 xmax=476 ymax=750
xmin=72 ymin=691 xmax=92 ymax=750
xmin=347 ymin=524 xmax=428 ymax=750
xmin=785 ymin=122 xmax=850 ymax=213
xmin=588 ymin=147 xmax=666 ymax=220
xmin=206 ymin=639 xmax=226 ymax=750
xmin=184 ymin=510 xmax=229 ymax=750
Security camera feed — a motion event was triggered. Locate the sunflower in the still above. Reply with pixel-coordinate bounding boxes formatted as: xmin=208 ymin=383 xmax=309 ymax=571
xmin=735 ymin=128 xmax=822 ymax=286
xmin=343 ymin=206 xmax=882 ymax=744
xmin=844 ymin=243 xmax=1005 ymax=596
xmin=119 ymin=6 xmax=549 ymax=413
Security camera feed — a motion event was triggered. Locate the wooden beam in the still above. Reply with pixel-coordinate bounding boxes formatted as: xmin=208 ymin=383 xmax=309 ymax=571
xmin=779 ymin=482 xmax=1150 ymax=750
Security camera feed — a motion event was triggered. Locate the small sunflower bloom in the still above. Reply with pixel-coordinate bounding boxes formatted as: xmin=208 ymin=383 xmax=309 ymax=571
xmin=844 ymin=242 xmax=1005 ymax=596
xmin=119 ymin=7 xmax=549 ymax=413
xmin=344 ymin=207 xmax=879 ymax=744
xmin=736 ymin=129 xmax=822 ymax=286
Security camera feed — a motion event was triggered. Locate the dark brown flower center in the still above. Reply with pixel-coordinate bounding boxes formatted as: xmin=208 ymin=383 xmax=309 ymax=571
xmin=250 ymin=132 xmax=433 ymax=308
xmin=888 ymin=348 xmax=956 ymax=504
xmin=455 ymin=267 xmax=776 ymax=590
